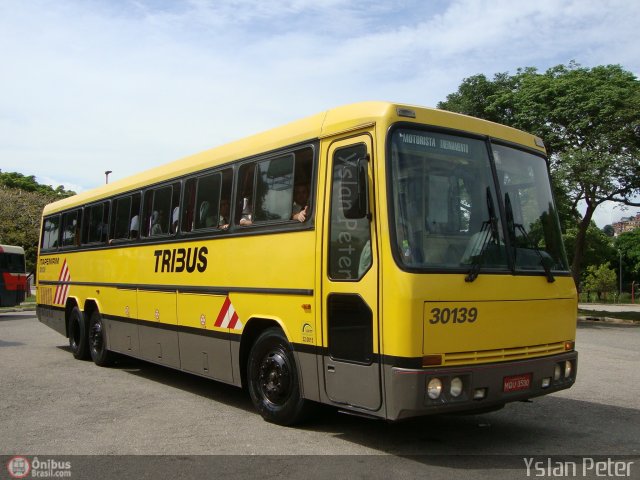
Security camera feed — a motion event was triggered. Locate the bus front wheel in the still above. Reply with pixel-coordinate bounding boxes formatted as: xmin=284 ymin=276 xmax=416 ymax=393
xmin=89 ymin=310 xmax=114 ymax=367
xmin=247 ymin=327 xmax=309 ymax=426
xmin=68 ymin=306 xmax=89 ymax=360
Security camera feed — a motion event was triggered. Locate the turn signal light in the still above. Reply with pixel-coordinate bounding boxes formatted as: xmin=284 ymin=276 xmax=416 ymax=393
xmin=564 ymin=341 xmax=575 ymax=351
xmin=422 ymin=355 xmax=442 ymax=367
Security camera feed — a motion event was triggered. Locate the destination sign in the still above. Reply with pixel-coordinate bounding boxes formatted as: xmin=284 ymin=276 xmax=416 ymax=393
xmin=397 ymin=131 xmax=472 ymax=156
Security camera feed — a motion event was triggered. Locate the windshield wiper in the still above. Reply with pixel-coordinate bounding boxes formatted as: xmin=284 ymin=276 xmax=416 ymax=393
xmin=465 ymin=187 xmax=499 ymax=282
xmin=505 ymin=193 xmax=555 ymax=283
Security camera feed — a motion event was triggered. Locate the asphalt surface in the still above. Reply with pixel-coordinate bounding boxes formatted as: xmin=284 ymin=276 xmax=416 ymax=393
xmin=1 ymin=312 xmax=639 ymax=479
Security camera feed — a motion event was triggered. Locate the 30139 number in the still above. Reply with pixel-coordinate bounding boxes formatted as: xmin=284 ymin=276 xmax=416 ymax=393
xmin=429 ymin=307 xmax=478 ymax=324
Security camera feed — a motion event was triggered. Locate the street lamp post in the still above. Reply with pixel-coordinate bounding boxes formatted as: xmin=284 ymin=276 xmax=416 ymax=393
xmin=105 ymin=170 xmax=112 ymax=184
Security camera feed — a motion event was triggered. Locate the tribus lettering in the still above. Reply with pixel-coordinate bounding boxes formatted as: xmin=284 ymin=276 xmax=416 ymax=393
xmin=154 ymin=247 xmax=208 ymax=273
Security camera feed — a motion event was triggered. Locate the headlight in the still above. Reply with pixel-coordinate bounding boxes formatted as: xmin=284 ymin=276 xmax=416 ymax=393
xmin=554 ymin=365 xmax=561 ymax=381
xmin=450 ymin=377 xmax=463 ymax=398
xmin=564 ymin=361 xmax=572 ymax=378
xmin=427 ymin=378 xmax=443 ymax=399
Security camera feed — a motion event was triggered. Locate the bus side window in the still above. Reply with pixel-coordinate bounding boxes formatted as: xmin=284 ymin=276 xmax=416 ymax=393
xmin=129 ymin=193 xmax=141 ymax=239
xmin=171 ymin=182 xmax=181 ymax=234
xmin=219 ymin=168 xmax=232 ymax=229
xmin=41 ymin=215 xmax=60 ymax=250
xmin=110 ymin=194 xmax=139 ymax=241
xmin=82 ymin=202 xmax=110 ymax=244
xmin=195 ymin=173 xmax=221 ymax=230
xmin=292 ymin=147 xmax=313 ymax=222
xmin=236 ymin=163 xmax=256 ymax=225
xmin=254 ymin=154 xmax=294 ymax=223
xmin=61 ymin=209 xmax=81 ymax=247
xmin=181 ymin=178 xmax=197 ymax=233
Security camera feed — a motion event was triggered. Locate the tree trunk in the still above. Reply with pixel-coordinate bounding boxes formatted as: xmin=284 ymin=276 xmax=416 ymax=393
xmin=571 ymin=207 xmax=595 ymax=288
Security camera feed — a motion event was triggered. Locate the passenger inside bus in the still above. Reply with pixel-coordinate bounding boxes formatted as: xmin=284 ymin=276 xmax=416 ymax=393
xmin=150 ymin=211 xmax=164 ymax=235
xmin=219 ymin=199 xmax=230 ymax=229
xmin=291 ymin=183 xmax=310 ymax=222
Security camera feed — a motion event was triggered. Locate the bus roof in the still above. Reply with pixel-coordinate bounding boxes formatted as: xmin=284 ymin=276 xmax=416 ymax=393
xmin=42 ymin=101 xmax=544 ymax=215
xmin=0 ymin=245 xmax=25 ymax=255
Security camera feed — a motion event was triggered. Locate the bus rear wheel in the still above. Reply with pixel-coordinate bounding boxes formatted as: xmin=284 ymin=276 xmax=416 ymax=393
xmin=247 ymin=327 xmax=309 ymax=426
xmin=68 ymin=306 xmax=89 ymax=360
xmin=88 ymin=310 xmax=114 ymax=367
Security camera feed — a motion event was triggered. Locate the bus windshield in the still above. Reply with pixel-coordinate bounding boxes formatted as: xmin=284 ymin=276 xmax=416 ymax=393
xmin=388 ymin=128 xmax=568 ymax=274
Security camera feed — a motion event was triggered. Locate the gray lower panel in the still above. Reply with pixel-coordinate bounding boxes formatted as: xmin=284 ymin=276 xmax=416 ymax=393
xmin=139 ymin=323 xmax=180 ymax=369
xmin=178 ymin=332 xmax=233 ymax=383
xmin=106 ymin=319 xmax=140 ymax=355
xmin=323 ymin=358 xmax=382 ymax=411
xmin=37 ymin=306 xmax=67 ymax=337
xmin=295 ymin=351 xmax=320 ymax=402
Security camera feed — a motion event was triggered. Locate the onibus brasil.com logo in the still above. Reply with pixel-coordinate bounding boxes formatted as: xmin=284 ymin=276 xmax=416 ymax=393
xmin=7 ymin=456 xmax=72 ymax=478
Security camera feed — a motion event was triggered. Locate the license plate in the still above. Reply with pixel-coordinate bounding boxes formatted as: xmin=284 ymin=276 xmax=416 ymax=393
xmin=503 ymin=373 xmax=532 ymax=392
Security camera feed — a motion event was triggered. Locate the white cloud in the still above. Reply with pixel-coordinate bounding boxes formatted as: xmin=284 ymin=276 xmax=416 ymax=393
xmin=0 ymin=0 xmax=638 ymax=193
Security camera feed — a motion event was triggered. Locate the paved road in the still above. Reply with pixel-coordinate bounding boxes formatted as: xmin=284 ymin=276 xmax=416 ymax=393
xmin=1 ymin=312 xmax=639 ymax=479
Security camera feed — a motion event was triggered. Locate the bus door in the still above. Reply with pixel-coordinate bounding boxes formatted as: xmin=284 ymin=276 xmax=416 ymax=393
xmin=321 ymin=135 xmax=381 ymax=411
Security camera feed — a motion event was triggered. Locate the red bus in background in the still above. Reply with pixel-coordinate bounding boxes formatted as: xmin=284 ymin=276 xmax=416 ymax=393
xmin=0 ymin=245 xmax=28 ymax=307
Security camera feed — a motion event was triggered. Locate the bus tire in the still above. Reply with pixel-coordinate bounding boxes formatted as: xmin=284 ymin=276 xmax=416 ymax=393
xmin=68 ymin=306 xmax=90 ymax=360
xmin=247 ymin=327 xmax=309 ymax=426
xmin=88 ymin=310 xmax=114 ymax=367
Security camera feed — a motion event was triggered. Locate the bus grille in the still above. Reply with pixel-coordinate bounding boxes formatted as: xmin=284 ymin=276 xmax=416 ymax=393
xmin=442 ymin=342 xmax=567 ymax=366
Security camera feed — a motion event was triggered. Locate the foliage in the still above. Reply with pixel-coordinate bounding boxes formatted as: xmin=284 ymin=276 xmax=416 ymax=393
xmin=562 ymin=221 xmax=615 ymax=281
xmin=0 ymin=173 xmax=75 ymax=273
xmin=602 ymin=225 xmax=615 ymax=237
xmin=0 ymin=170 xmax=75 ymax=198
xmin=438 ymin=62 xmax=640 ymax=283
xmin=614 ymin=229 xmax=640 ymax=283
xmin=582 ymin=264 xmax=617 ymax=301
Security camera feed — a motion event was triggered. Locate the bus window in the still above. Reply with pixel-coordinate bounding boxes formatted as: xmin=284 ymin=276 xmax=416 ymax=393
xmin=61 ymin=209 xmax=81 ymax=247
xmin=82 ymin=202 xmax=110 ymax=244
xmin=195 ymin=173 xmax=222 ymax=230
xmin=111 ymin=193 xmax=141 ymax=241
xmin=171 ymin=182 xmax=181 ymax=234
xmin=41 ymin=215 xmax=60 ymax=250
xmin=218 ymin=169 xmax=232 ymax=229
xmin=255 ymin=154 xmax=294 ymax=223
xmin=329 ymin=144 xmax=371 ymax=280
xmin=181 ymin=178 xmax=196 ymax=233
xmin=142 ymin=186 xmax=172 ymax=237
xmin=236 ymin=163 xmax=256 ymax=225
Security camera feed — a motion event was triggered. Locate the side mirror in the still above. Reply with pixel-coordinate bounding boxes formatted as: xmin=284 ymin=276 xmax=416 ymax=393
xmin=342 ymin=155 xmax=370 ymax=219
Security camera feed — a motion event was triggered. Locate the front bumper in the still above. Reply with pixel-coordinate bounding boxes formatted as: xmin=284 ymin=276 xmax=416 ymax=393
xmin=385 ymin=351 xmax=578 ymax=420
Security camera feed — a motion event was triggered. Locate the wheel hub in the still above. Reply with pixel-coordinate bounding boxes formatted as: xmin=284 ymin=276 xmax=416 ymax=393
xmin=90 ymin=321 xmax=103 ymax=351
xmin=258 ymin=351 xmax=291 ymax=405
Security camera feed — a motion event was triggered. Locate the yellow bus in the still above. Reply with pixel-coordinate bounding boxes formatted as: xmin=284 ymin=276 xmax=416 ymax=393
xmin=36 ymin=102 xmax=577 ymax=425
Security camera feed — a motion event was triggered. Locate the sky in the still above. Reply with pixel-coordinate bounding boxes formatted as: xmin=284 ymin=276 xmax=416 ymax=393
xmin=1 ymin=0 xmax=638 ymax=226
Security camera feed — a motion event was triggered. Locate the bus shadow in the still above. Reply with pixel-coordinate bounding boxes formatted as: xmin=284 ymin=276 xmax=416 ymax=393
xmin=302 ymin=396 xmax=640 ymax=462
xmin=99 ymin=352 xmax=255 ymax=414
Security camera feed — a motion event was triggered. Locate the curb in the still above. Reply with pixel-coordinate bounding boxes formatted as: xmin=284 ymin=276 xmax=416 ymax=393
xmin=0 ymin=302 xmax=37 ymax=313
xmin=577 ymin=316 xmax=639 ymax=326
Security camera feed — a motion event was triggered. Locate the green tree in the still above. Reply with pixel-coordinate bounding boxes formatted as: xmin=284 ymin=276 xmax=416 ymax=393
xmin=0 ymin=173 xmax=75 ymax=273
xmin=602 ymin=225 xmax=615 ymax=237
xmin=438 ymin=62 xmax=640 ymax=284
xmin=614 ymin=229 xmax=640 ymax=284
xmin=563 ymin=221 xmax=616 ymax=283
xmin=583 ymin=264 xmax=618 ymax=301
xmin=0 ymin=170 xmax=75 ymax=197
